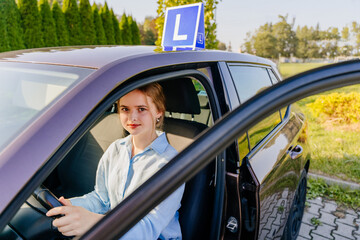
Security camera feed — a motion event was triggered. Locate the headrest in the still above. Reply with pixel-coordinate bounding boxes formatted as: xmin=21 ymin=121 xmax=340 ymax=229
xmin=160 ymin=78 xmax=201 ymax=115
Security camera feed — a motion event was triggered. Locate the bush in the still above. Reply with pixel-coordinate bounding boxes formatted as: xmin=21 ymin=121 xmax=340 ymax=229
xmin=307 ymin=92 xmax=360 ymax=124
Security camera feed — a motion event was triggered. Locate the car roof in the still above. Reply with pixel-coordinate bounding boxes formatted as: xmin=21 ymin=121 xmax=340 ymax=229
xmin=0 ymin=45 xmax=276 ymax=69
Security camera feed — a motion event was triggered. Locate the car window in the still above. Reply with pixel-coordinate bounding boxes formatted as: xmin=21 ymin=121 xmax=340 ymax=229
xmin=228 ymin=65 xmax=279 ymax=163
xmin=237 ymin=132 xmax=249 ymax=163
xmin=248 ymin=111 xmax=282 ymax=150
xmin=0 ymin=62 xmax=94 ymax=151
xmin=267 ymin=69 xmax=280 ymax=84
xmin=280 ymin=106 xmax=288 ymax=120
xmin=228 ymin=65 xmax=273 ymax=103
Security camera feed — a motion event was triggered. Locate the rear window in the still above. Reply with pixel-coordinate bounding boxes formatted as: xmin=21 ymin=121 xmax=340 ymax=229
xmin=228 ymin=65 xmax=272 ymax=103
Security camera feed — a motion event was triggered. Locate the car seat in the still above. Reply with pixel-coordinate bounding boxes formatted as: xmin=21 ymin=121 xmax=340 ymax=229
xmin=160 ymin=78 xmax=215 ymax=240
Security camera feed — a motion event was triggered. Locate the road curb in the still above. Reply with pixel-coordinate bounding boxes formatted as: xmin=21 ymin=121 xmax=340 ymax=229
xmin=308 ymin=173 xmax=360 ymax=190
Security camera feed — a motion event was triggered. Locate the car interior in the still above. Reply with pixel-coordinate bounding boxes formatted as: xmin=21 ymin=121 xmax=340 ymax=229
xmin=2 ymin=76 xmax=216 ymax=240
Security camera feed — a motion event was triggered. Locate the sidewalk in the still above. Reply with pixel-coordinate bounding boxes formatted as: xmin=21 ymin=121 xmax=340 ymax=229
xmin=297 ymin=197 xmax=360 ymax=240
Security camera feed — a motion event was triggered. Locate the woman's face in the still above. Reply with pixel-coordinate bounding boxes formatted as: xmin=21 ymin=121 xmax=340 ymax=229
xmin=119 ymin=90 xmax=162 ymax=138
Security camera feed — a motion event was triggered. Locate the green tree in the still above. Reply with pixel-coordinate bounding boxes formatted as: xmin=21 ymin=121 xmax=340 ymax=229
xmin=313 ymin=23 xmax=321 ymax=41
xmin=0 ymin=4 xmax=10 ymax=52
xmin=129 ymin=16 xmax=140 ymax=45
xmin=295 ymin=25 xmax=320 ymax=59
xmin=139 ymin=16 xmax=157 ymax=45
xmin=111 ymin=9 xmax=122 ymax=44
xmin=253 ymin=24 xmax=277 ymax=58
xmin=242 ymin=32 xmax=255 ymax=54
xmin=272 ymin=15 xmax=297 ymax=57
xmin=18 ymin=0 xmax=44 ymax=48
xmin=39 ymin=0 xmax=58 ymax=47
xmin=155 ymin=0 xmax=220 ymax=49
xmin=351 ymin=21 xmax=360 ymax=34
xmin=120 ymin=13 xmax=132 ymax=45
xmin=203 ymin=0 xmax=219 ymax=49
xmin=356 ymin=33 xmax=360 ymax=56
xmin=320 ymin=41 xmax=338 ymax=58
xmin=52 ymin=0 xmax=69 ymax=46
xmin=341 ymin=26 xmax=350 ymax=41
xmin=295 ymin=25 xmax=309 ymax=59
xmin=92 ymin=3 xmax=106 ymax=45
xmin=351 ymin=22 xmax=360 ymax=55
xmin=319 ymin=27 xmax=340 ymax=41
xmin=100 ymin=2 xmax=115 ymax=44
xmin=142 ymin=29 xmax=156 ymax=45
xmin=63 ymin=0 xmax=82 ymax=45
xmin=340 ymin=44 xmax=353 ymax=56
xmin=317 ymin=27 xmax=340 ymax=58
xmin=306 ymin=41 xmax=321 ymax=58
xmin=3 ymin=0 xmax=25 ymax=50
xmin=79 ymin=0 xmax=96 ymax=45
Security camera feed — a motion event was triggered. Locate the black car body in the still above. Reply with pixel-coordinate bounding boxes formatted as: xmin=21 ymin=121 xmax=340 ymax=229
xmin=0 ymin=46 xmax=311 ymax=240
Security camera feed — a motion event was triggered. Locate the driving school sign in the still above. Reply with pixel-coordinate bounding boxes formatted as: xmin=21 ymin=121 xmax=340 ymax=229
xmin=162 ymin=3 xmax=205 ymax=51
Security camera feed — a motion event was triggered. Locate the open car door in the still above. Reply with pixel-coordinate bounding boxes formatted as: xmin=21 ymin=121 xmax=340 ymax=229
xmin=82 ymin=60 xmax=360 ymax=240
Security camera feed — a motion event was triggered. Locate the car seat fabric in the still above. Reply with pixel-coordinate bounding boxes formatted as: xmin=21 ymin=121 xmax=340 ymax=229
xmin=160 ymin=78 xmax=214 ymax=240
xmin=53 ymin=113 xmax=124 ymax=198
xmin=161 ymin=78 xmax=201 ymax=115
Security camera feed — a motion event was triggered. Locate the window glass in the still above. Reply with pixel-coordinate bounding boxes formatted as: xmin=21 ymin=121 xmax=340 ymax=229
xmin=280 ymin=107 xmax=288 ymax=120
xmin=228 ymin=65 xmax=272 ymax=103
xmin=0 ymin=62 xmax=94 ymax=151
xmin=268 ymin=69 xmax=279 ymax=84
xmin=248 ymin=112 xmax=281 ymax=149
xmin=238 ymin=132 xmax=249 ymax=162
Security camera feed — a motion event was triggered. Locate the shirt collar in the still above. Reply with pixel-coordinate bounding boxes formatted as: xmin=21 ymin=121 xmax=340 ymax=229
xmin=121 ymin=131 xmax=168 ymax=154
xmin=148 ymin=131 xmax=168 ymax=154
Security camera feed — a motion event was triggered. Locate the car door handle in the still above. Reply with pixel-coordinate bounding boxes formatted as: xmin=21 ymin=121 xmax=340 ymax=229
xmin=288 ymin=145 xmax=303 ymax=159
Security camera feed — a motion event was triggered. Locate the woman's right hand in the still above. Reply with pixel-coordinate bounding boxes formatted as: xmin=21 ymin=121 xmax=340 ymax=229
xmin=46 ymin=196 xmax=104 ymax=237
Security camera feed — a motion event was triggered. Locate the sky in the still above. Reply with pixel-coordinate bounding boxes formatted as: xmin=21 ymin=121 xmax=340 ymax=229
xmin=89 ymin=0 xmax=360 ymax=52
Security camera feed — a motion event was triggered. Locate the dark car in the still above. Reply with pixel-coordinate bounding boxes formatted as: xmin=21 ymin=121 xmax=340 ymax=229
xmin=0 ymin=46 xmax=311 ymax=240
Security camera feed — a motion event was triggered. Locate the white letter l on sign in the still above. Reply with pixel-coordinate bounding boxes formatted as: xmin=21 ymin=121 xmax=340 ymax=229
xmin=173 ymin=14 xmax=187 ymax=41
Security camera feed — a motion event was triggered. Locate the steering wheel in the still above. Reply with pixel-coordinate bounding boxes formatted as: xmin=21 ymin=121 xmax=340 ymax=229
xmin=32 ymin=185 xmax=63 ymax=211
xmin=0 ymin=185 xmax=66 ymax=240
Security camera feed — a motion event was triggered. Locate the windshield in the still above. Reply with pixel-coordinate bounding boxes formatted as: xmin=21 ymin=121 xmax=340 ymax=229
xmin=0 ymin=62 xmax=95 ymax=151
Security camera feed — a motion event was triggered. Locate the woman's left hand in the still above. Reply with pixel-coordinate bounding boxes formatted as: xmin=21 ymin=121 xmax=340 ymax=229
xmin=46 ymin=197 xmax=104 ymax=237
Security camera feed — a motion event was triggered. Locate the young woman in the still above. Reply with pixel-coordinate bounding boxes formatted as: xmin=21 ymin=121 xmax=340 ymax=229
xmin=47 ymin=83 xmax=184 ymax=239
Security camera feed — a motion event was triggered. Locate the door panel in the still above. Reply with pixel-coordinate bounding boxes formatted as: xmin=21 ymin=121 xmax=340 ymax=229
xmin=249 ymin=109 xmax=306 ymax=238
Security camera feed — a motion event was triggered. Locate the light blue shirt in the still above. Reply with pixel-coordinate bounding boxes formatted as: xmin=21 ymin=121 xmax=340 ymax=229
xmin=71 ymin=132 xmax=184 ymax=240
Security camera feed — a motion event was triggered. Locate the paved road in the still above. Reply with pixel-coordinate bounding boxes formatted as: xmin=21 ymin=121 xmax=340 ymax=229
xmin=298 ymin=197 xmax=360 ymax=240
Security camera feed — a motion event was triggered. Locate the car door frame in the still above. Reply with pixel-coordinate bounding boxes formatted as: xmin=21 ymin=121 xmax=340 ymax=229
xmin=0 ymin=67 xmax=226 ymax=237
xmin=80 ymin=60 xmax=360 ymax=240
xmin=219 ymin=61 xmax=283 ymax=239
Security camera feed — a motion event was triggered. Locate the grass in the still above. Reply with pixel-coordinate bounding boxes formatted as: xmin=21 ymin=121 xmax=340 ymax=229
xmin=278 ymin=62 xmax=328 ymax=79
xmin=310 ymin=217 xmax=322 ymax=226
xmin=294 ymin=85 xmax=360 ymax=184
xmin=307 ymin=177 xmax=360 ymax=210
xmin=279 ymin=63 xmax=360 ymax=185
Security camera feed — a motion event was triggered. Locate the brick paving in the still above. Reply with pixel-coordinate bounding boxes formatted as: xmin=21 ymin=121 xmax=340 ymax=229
xmin=297 ymin=197 xmax=360 ymax=240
